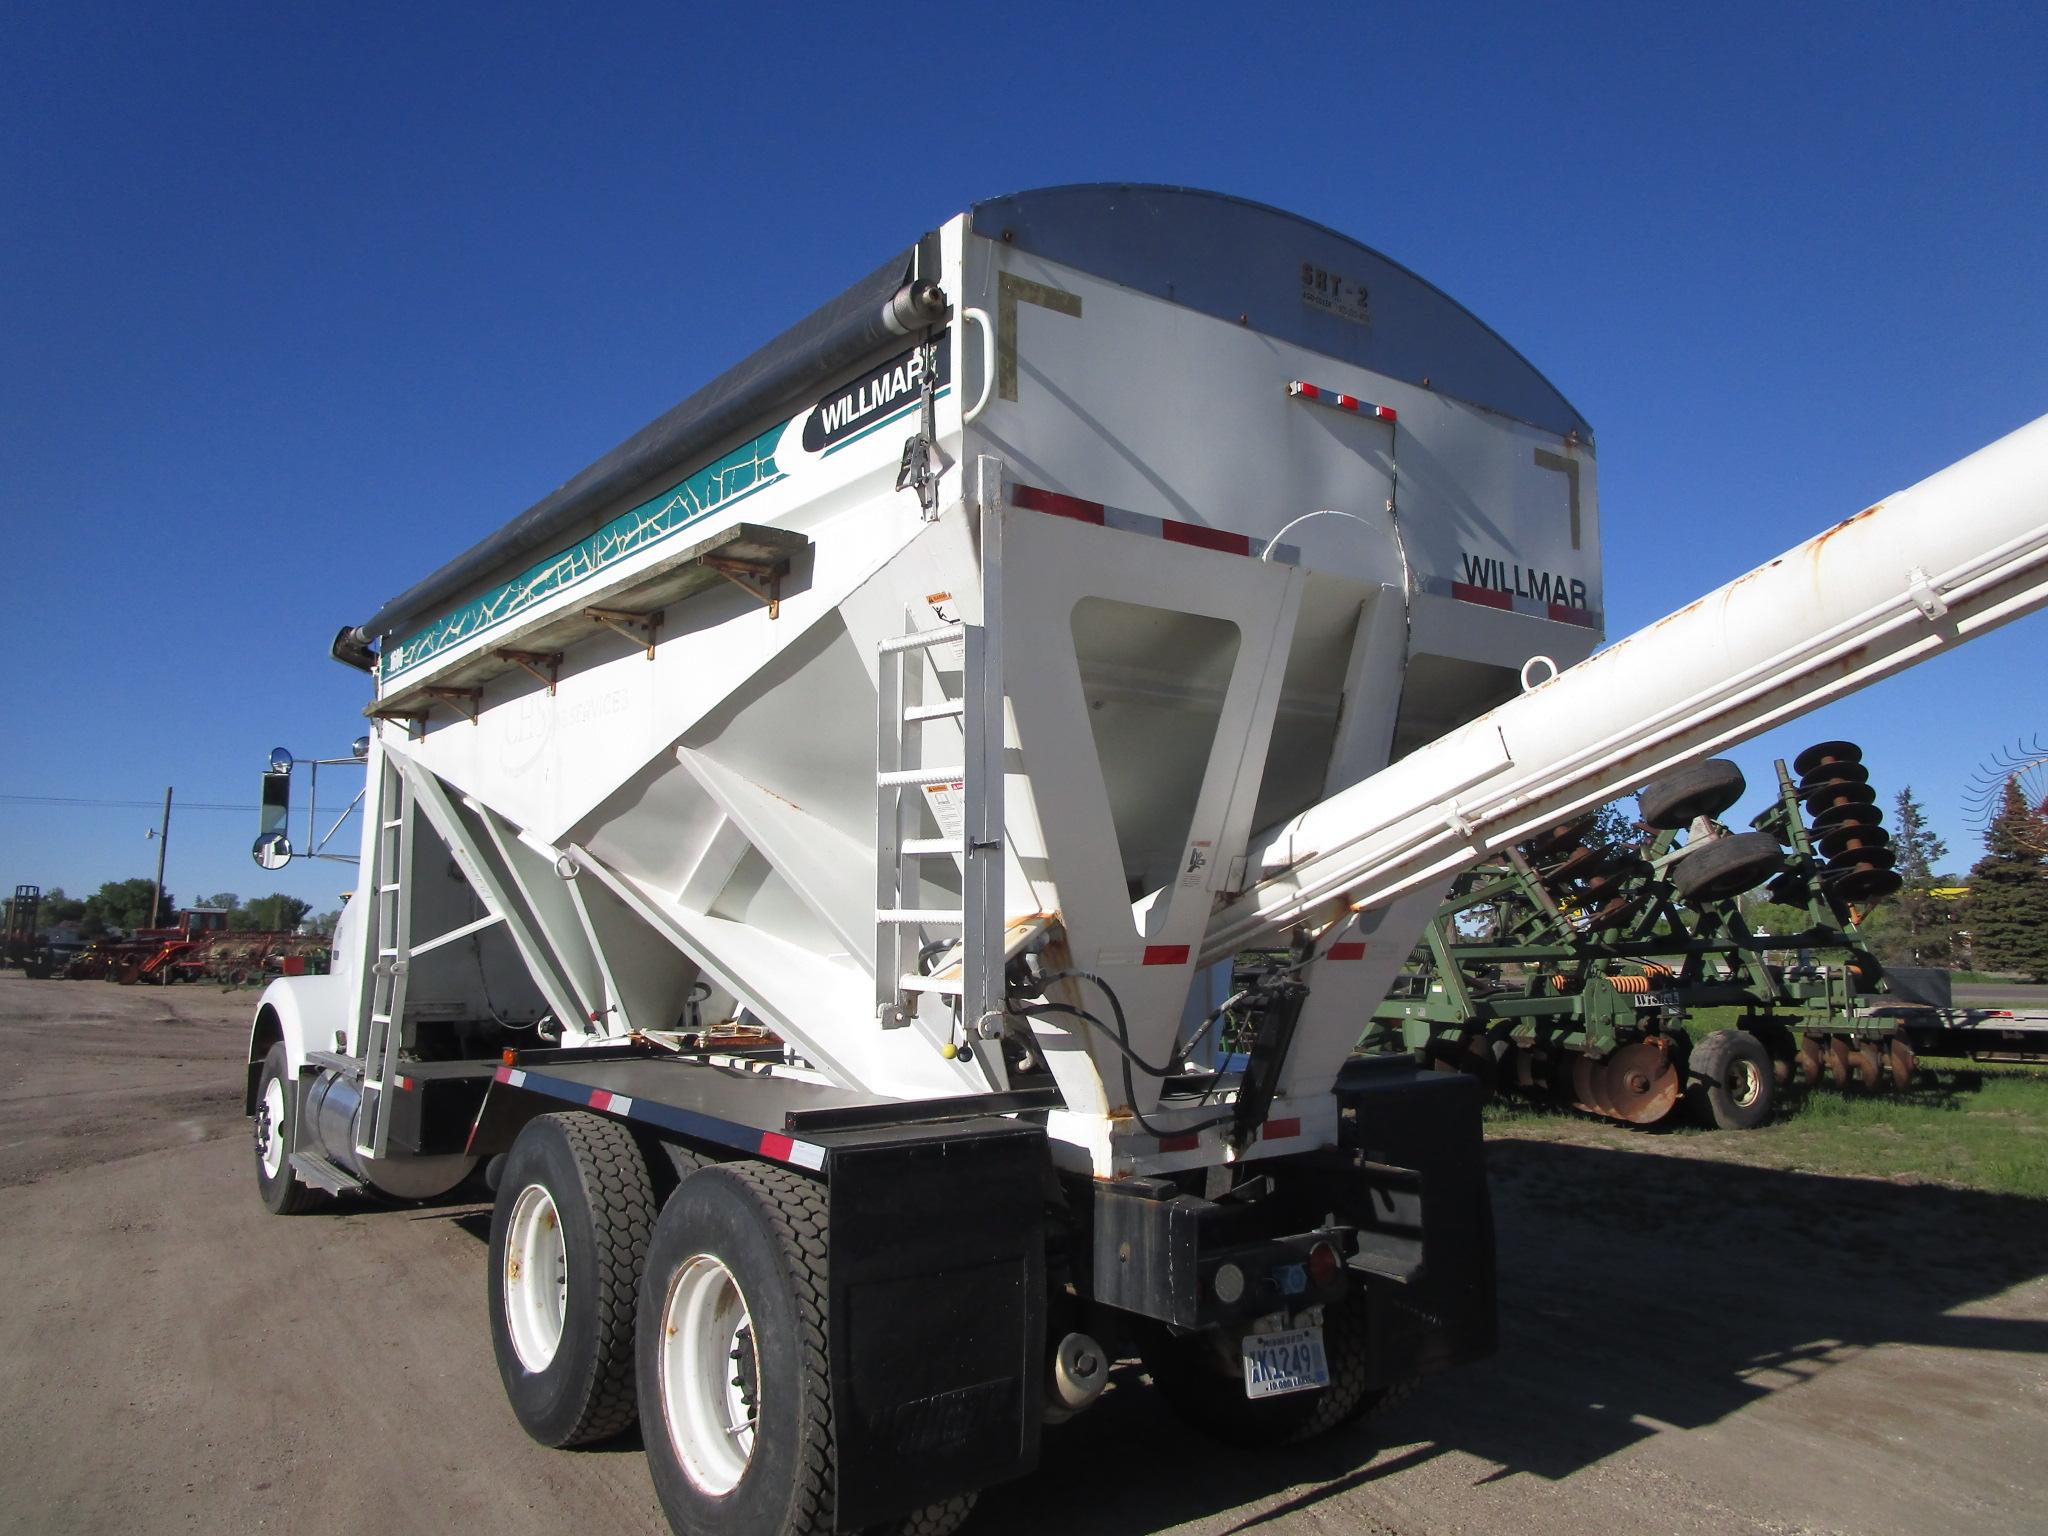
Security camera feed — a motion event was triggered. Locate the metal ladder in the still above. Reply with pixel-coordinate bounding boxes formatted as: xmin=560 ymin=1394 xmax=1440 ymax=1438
xmin=874 ymin=616 xmax=1003 ymax=1040
xmin=354 ymin=753 xmax=416 ymax=1160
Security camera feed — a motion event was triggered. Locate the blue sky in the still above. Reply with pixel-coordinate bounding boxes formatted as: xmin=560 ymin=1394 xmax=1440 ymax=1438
xmin=3 ymin=1 xmax=2044 ymax=914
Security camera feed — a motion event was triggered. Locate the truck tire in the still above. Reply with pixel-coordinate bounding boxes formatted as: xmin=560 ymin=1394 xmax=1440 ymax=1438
xmin=1671 ymin=832 xmax=1786 ymax=904
xmin=1639 ymin=759 xmax=1745 ymax=829
xmin=254 ymin=1041 xmax=321 ymax=1215
xmin=489 ymin=1112 xmax=656 ymax=1447
xmin=1145 ymin=1294 xmax=1377 ymax=1446
xmin=639 ymin=1161 xmax=837 ymax=1536
xmin=1687 ymin=1029 xmax=1775 ymax=1130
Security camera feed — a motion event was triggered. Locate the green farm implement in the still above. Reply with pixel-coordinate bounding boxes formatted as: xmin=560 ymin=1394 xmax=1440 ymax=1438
xmin=1359 ymin=741 xmax=1918 ymax=1129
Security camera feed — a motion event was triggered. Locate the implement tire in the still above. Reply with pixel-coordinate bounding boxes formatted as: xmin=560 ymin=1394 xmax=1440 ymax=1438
xmin=1687 ymin=1029 xmax=1776 ymax=1130
xmin=1673 ymin=832 xmax=1787 ymax=904
xmin=1640 ymin=759 xmax=1745 ymax=829
xmin=640 ymin=1162 xmax=838 ymax=1536
xmin=488 ymin=1112 xmax=656 ymax=1447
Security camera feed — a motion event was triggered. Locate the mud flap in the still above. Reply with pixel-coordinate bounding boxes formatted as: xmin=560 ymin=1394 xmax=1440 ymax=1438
xmin=824 ymin=1118 xmax=1048 ymax=1531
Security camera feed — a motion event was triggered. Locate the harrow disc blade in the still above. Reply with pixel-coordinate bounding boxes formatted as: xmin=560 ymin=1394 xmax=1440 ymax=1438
xmin=1797 ymin=1034 xmax=1825 ymax=1086
xmin=1767 ymin=872 xmax=1811 ymax=908
xmin=1825 ymin=1035 xmax=1855 ymax=1089
xmin=1794 ymin=740 xmax=1865 ymax=777
xmin=1816 ymin=822 xmax=1894 ymax=860
xmin=1887 ymin=1037 xmax=1918 ymax=1090
xmin=1524 ymin=814 xmax=1597 ymax=861
xmin=1588 ymin=1040 xmax=1682 ymax=1124
xmin=1827 ymin=866 xmax=1904 ymax=902
xmin=1796 ymin=760 xmax=1871 ymax=792
xmin=1546 ymin=843 xmax=1618 ymax=883
xmin=1803 ymin=781 xmax=1879 ymax=817
xmin=1813 ymin=798 xmax=1884 ymax=830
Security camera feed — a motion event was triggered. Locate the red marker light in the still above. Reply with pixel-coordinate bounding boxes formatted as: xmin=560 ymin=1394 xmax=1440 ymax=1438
xmin=1308 ymin=1241 xmax=1342 ymax=1288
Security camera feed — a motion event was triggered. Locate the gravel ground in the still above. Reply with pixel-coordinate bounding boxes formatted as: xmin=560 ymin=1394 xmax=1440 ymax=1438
xmin=2 ymin=973 xmax=2045 ymax=1535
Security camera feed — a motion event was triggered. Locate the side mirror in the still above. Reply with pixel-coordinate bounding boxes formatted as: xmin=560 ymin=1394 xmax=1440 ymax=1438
xmin=255 ymin=766 xmax=292 ymax=869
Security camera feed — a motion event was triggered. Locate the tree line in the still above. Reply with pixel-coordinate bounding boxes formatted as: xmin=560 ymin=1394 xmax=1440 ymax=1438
xmin=8 ymin=881 xmax=340 ymax=939
xmin=1746 ymin=783 xmax=2048 ymax=980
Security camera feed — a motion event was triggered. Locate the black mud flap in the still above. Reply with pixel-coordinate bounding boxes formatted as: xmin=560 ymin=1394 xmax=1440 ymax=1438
xmin=1335 ymin=1057 xmax=1498 ymax=1376
xmin=825 ymin=1118 xmax=1049 ymax=1531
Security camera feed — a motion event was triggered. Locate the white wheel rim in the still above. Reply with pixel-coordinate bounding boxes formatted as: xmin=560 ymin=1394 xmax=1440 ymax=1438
xmin=1729 ymin=1059 xmax=1763 ymax=1108
xmin=504 ymin=1183 xmax=569 ymax=1373
xmin=258 ymin=1077 xmax=286 ymax=1178
xmin=659 ymin=1254 xmax=758 ymax=1496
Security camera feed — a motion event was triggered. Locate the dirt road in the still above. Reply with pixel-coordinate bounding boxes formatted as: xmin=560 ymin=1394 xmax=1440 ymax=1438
xmin=3 ymin=973 xmax=2045 ymax=1535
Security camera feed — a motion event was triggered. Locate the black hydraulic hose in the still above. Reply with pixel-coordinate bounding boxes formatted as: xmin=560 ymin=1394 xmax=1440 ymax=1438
xmin=1016 ymin=971 xmax=1232 ymax=1139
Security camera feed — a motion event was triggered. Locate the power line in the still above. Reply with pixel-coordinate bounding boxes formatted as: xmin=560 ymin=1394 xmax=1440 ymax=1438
xmin=0 ymin=794 xmax=257 ymax=812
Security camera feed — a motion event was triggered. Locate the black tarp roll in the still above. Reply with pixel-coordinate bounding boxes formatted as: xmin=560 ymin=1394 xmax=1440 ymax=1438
xmin=357 ymin=245 xmax=930 ymax=644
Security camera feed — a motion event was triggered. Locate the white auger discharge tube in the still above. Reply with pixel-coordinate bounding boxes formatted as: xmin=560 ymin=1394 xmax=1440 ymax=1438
xmin=1208 ymin=411 xmax=2048 ymax=962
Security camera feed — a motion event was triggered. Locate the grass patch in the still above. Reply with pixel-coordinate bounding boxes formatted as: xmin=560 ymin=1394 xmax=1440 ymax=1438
xmin=1483 ymin=1055 xmax=2048 ymax=1199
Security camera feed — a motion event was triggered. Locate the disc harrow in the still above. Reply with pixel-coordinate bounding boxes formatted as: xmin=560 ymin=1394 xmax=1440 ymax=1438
xmin=1361 ymin=740 xmax=1926 ymax=1130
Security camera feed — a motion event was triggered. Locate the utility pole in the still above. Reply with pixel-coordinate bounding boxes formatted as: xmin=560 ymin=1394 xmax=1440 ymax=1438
xmin=149 ymin=787 xmax=172 ymax=928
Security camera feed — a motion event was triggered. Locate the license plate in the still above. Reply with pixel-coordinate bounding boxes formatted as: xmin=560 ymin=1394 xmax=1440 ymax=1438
xmin=1241 ymin=1325 xmax=1329 ymax=1399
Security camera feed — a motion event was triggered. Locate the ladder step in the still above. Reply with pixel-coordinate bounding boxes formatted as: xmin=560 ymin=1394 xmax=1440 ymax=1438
xmin=379 ymin=882 xmax=402 ymax=893
xmin=382 ymin=818 xmax=404 ymax=829
xmin=903 ymin=700 xmax=965 ymax=722
xmin=877 ymin=766 xmax=964 ymax=788
xmin=900 ymin=838 xmax=965 ymax=857
xmin=879 ymin=625 xmax=965 ymax=655
xmin=898 ymin=974 xmax=964 ymax=994
xmin=876 ymin=909 xmax=965 ymax=925
xmin=290 ymin=1150 xmax=365 ymax=1195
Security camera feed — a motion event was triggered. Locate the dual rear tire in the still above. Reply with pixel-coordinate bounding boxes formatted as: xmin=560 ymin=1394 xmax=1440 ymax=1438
xmin=487 ymin=1112 xmax=656 ymax=1447
xmin=486 ymin=1119 xmax=971 ymax=1536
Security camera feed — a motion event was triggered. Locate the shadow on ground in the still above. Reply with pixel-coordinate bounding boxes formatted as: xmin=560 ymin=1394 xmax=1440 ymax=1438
xmin=393 ymin=1141 xmax=2048 ymax=1534
xmin=974 ymin=1141 xmax=2048 ymax=1534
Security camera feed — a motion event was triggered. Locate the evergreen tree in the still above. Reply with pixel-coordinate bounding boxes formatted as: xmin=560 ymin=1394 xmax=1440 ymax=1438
xmin=1964 ymin=779 xmax=2048 ymax=980
xmin=1862 ymin=786 xmax=1954 ymax=966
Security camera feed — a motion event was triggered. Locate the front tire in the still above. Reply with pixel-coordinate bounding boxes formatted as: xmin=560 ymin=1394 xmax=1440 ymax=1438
xmin=488 ymin=1112 xmax=656 ymax=1447
xmin=639 ymin=1161 xmax=837 ymax=1536
xmin=253 ymin=1042 xmax=320 ymax=1214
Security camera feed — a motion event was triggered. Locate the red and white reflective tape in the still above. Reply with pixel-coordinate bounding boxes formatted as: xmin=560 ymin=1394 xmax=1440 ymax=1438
xmin=1287 ymin=380 xmax=1397 ymax=422
xmin=1419 ymin=573 xmax=1600 ymax=630
xmin=759 ymin=1131 xmax=828 ymax=1172
xmin=490 ymin=1062 xmax=827 ymax=1172
xmin=1010 ymin=484 xmax=1298 ymax=565
xmin=1157 ymin=1115 xmax=1302 ymax=1154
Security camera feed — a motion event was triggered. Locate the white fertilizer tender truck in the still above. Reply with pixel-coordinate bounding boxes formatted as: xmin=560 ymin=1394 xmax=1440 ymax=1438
xmin=245 ymin=185 xmax=2048 ymax=1536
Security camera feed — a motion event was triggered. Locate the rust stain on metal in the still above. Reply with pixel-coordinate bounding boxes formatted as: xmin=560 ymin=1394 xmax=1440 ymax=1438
xmin=743 ymin=777 xmax=803 ymax=813
xmin=1814 ymin=501 xmax=1885 ymax=550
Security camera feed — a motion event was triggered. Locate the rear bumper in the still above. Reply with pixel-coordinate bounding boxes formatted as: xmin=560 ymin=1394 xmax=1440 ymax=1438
xmin=1083 ymin=1063 xmax=1496 ymax=1381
